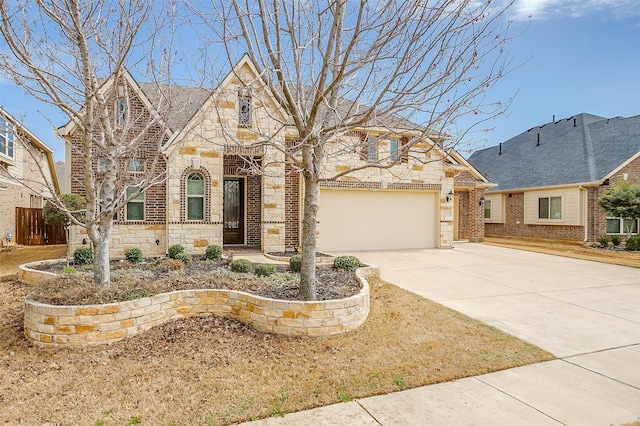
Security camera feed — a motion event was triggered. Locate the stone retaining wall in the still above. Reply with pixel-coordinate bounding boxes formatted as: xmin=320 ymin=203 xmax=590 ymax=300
xmin=22 ymin=262 xmax=375 ymax=349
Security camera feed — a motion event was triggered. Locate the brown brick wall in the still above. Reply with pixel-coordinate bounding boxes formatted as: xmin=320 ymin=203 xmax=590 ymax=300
xmin=456 ymin=188 xmax=484 ymax=242
xmin=69 ymin=86 xmax=167 ymax=224
xmin=223 ymin=155 xmax=262 ymax=247
xmin=285 ymin=163 xmax=300 ymax=250
xmin=485 ymin=192 xmax=584 ymax=241
xmin=588 ymin=156 xmax=640 ymax=240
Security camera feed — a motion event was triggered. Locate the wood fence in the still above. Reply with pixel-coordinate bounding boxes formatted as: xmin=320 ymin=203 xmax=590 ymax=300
xmin=15 ymin=207 xmax=66 ymax=245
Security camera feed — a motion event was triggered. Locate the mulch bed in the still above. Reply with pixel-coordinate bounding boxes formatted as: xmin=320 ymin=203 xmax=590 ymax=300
xmin=29 ymin=257 xmax=361 ymax=305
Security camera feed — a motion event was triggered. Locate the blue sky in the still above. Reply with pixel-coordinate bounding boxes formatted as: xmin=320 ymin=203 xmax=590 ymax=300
xmin=0 ymin=0 xmax=639 ymax=162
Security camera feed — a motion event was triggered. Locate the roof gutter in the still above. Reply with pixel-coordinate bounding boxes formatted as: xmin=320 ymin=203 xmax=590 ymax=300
xmin=487 ymin=180 xmax=602 ymax=193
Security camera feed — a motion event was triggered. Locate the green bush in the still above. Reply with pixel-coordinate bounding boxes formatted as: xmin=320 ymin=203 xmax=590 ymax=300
xmin=254 ymin=263 xmax=276 ymax=277
xmin=625 ymin=236 xmax=640 ymax=251
xmin=289 ymin=254 xmax=302 ymax=272
xmin=204 ymin=244 xmax=223 ymax=261
xmin=168 ymin=244 xmax=185 ymax=259
xmin=610 ymin=234 xmax=622 ymax=247
xmin=61 ymin=266 xmax=77 ymax=275
xmin=174 ymin=251 xmax=192 ymax=265
xmin=124 ymin=248 xmax=144 ymax=263
xmin=333 ymin=255 xmax=363 ymax=271
xmin=597 ymin=234 xmax=610 ymax=248
xmin=73 ymin=247 xmax=93 ymax=265
xmin=231 ymin=259 xmax=252 ymax=273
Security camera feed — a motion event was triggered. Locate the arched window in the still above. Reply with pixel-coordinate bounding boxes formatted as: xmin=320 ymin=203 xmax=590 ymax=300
xmin=187 ymin=172 xmax=205 ymax=221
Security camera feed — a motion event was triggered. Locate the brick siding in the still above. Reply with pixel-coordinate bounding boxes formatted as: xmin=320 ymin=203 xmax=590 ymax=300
xmin=485 ymin=192 xmax=584 ymax=240
xmin=69 ymin=86 xmax=167 ymax=225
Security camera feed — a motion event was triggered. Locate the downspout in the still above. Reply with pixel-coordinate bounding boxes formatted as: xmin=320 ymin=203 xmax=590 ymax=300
xmin=579 ymin=186 xmax=588 ymax=242
xmin=164 ymin=152 xmax=169 ymax=255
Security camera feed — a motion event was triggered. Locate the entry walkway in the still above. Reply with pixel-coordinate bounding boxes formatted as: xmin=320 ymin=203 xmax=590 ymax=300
xmin=242 ymin=243 xmax=640 ymax=425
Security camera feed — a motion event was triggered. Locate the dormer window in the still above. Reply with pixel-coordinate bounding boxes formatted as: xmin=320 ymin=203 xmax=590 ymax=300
xmin=0 ymin=116 xmax=14 ymax=161
xmin=238 ymin=87 xmax=251 ymax=127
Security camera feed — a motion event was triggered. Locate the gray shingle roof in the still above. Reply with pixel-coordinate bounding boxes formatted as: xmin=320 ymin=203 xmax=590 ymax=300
xmin=468 ymin=113 xmax=640 ymax=192
xmin=137 ymin=81 xmax=435 ymax=137
xmin=138 ymin=83 xmax=212 ymax=132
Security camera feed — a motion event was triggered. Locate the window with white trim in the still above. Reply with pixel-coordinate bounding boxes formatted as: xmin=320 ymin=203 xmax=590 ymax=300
xmin=606 ymin=217 xmax=638 ymax=235
xmin=0 ymin=116 xmax=14 ymax=161
xmin=538 ymin=196 xmax=562 ymax=219
xmin=127 ymin=159 xmax=145 ymax=173
xmin=187 ymin=172 xmax=205 ymax=221
xmin=126 ymin=187 xmax=144 ymax=221
xmin=367 ymin=137 xmax=377 ymax=162
xmin=484 ymin=200 xmax=492 ymax=219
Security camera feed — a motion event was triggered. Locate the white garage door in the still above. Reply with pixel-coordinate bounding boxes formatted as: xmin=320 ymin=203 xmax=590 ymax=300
xmin=318 ymin=189 xmax=438 ymax=251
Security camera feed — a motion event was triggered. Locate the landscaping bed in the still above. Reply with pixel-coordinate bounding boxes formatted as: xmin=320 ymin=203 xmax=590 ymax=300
xmin=27 ymin=257 xmax=361 ymax=304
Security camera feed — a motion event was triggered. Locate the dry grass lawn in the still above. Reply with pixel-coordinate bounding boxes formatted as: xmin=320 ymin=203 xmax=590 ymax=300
xmin=0 ymin=275 xmax=553 ymax=425
xmin=485 ymin=236 xmax=640 ymax=268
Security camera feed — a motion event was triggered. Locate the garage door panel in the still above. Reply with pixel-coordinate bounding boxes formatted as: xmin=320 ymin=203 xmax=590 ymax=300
xmin=318 ymin=189 xmax=437 ymax=251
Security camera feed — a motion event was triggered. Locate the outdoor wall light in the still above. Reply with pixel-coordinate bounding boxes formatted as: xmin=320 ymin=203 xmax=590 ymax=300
xmin=155 ymin=239 xmax=160 ymax=245
xmin=446 ymin=190 xmax=454 ymax=202
xmin=82 ymin=238 xmax=87 ymax=245
xmin=479 ymin=196 xmax=485 ymax=206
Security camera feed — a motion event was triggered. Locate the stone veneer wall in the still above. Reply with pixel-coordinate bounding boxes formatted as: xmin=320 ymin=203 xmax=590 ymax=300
xmin=22 ymin=263 xmax=376 ymax=349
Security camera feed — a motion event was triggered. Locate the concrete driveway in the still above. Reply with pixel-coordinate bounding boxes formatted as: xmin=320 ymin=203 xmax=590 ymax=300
xmin=245 ymin=243 xmax=640 ymax=425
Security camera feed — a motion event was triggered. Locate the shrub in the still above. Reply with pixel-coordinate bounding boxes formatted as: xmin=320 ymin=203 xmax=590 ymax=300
xmin=231 ymin=259 xmax=252 ymax=273
xmin=174 ymin=251 xmax=192 ymax=265
xmin=289 ymin=254 xmax=302 ymax=272
xmin=61 ymin=266 xmax=77 ymax=275
xmin=73 ymin=247 xmax=93 ymax=265
xmin=168 ymin=244 xmax=185 ymax=259
xmin=204 ymin=244 xmax=223 ymax=261
xmin=625 ymin=236 xmax=640 ymax=251
xmin=165 ymin=258 xmax=185 ymax=271
xmin=124 ymin=248 xmax=144 ymax=263
xmin=254 ymin=263 xmax=276 ymax=277
xmin=597 ymin=234 xmax=610 ymax=248
xmin=610 ymin=234 xmax=622 ymax=247
xmin=333 ymin=255 xmax=363 ymax=271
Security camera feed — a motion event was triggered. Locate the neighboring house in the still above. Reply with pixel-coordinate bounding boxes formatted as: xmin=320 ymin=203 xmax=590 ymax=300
xmin=469 ymin=113 xmax=640 ymax=242
xmin=0 ymin=107 xmax=61 ymax=245
xmin=60 ymin=56 xmax=490 ymax=256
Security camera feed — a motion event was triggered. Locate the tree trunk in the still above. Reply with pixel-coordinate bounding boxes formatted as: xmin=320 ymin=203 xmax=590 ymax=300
xmin=298 ymin=173 xmax=319 ymax=301
xmin=91 ymin=229 xmax=111 ymax=289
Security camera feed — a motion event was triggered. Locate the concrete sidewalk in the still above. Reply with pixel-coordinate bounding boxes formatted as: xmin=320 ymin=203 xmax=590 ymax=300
xmin=241 ymin=243 xmax=640 ymax=425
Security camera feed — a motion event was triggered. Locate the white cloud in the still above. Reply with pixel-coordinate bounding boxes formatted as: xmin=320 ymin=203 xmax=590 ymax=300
xmin=508 ymin=0 xmax=640 ymax=21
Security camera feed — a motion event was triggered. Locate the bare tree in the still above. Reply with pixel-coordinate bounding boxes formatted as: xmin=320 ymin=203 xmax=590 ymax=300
xmin=188 ymin=0 xmax=517 ymax=300
xmin=0 ymin=0 xmax=178 ymax=287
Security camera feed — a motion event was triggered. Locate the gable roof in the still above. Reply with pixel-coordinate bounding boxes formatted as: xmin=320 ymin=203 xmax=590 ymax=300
xmin=468 ymin=113 xmax=640 ymax=192
xmin=0 ymin=107 xmax=60 ymax=193
xmin=137 ymin=83 xmax=211 ymax=133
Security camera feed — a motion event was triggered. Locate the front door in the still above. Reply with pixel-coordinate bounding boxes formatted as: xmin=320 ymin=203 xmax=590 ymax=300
xmin=223 ymin=178 xmax=244 ymax=244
